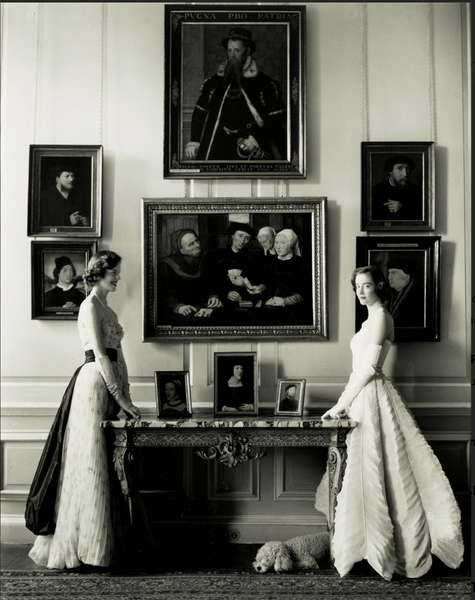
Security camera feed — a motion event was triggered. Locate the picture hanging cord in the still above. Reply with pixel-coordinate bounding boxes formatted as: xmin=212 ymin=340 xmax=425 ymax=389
xmin=279 ymin=180 xmax=289 ymax=198
xmin=426 ymin=2 xmax=435 ymax=143
xmin=32 ymin=3 xmax=41 ymax=144
xmin=100 ymin=3 xmax=105 ymax=145
xmin=360 ymin=2 xmax=369 ymax=142
xmin=184 ymin=179 xmax=189 ymax=198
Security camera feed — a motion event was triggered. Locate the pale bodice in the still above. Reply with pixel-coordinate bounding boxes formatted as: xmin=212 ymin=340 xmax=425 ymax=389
xmin=350 ymin=326 xmax=392 ymax=371
xmin=78 ymin=295 xmax=124 ymax=351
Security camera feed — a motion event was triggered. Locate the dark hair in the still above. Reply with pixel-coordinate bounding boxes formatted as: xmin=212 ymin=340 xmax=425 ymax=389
xmin=351 ymin=266 xmax=390 ymax=301
xmin=52 ymin=256 xmax=76 ymax=283
xmin=383 ymin=154 xmax=415 ymax=173
xmin=83 ymin=250 xmax=122 ymax=288
xmin=53 ymin=165 xmax=75 ymax=179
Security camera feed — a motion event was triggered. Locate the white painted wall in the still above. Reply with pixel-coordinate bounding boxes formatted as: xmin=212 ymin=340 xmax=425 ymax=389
xmin=1 ymin=2 xmax=471 ymax=542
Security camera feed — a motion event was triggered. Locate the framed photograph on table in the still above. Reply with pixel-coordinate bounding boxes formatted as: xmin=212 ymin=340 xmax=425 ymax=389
xmin=361 ymin=142 xmax=435 ymax=231
xmin=27 ymin=145 xmax=102 ymax=237
xmin=164 ymin=4 xmax=306 ymax=178
xmin=214 ymin=352 xmax=258 ymax=416
xmin=274 ymin=378 xmax=306 ymax=416
xmin=31 ymin=240 xmax=98 ymax=320
xmin=142 ymin=197 xmax=328 ymax=342
xmin=356 ymin=236 xmax=441 ymax=342
xmin=154 ymin=371 xmax=192 ymax=418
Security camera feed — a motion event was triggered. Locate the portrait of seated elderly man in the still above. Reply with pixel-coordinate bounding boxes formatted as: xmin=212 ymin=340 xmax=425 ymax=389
xmin=184 ymin=27 xmax=287 ymax=162
xmin=39 ymin=164 xmax=91 ymax=227
xmin=386 ymin=257 xmax=425 ymax=328
xmin=371 ymin=155 xmax=423 ymax=221
xmin=157 ymin=229 xmax=222 ymax=321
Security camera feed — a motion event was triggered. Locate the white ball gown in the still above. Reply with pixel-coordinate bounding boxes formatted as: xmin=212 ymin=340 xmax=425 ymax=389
xmin=315 ymin=319 xmax=464 ymax=580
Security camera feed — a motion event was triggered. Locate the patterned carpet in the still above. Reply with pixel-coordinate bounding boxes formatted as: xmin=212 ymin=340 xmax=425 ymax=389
xmin=1 ymin=567 xmax=470 ymax=600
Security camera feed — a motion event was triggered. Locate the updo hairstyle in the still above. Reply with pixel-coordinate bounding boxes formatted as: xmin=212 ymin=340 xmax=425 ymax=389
xmin=83 ymin=250 xmax=122 ymax=289
xmin=351 ymin=265 xmax=390 ymax=301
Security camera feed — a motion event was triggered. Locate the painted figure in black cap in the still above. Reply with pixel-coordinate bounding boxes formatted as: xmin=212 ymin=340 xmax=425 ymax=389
xmin=210 ymin=221 xmax=257 ymax=305
xmin=387 ymin=257 xmax=424 ymax=327
xmin=40 ymin=164 xmax=90 ymax=227
xmin=371 ymin=155 xmax=422 ymax=221
xmin=44 ymin=255 xmax=86 ymax=308
xmin=184 ymin=28 xmax=286 ymax=161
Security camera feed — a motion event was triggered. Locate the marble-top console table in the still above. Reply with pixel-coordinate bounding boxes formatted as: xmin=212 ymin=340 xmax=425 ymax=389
xmin=101 ymin=416 xmax=358 ymax=552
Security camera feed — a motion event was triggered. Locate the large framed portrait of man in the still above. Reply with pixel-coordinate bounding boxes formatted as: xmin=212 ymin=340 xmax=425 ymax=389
xmin=361 ymin=142 xmax=435 ymax=231
xmin=356 ymin=236 xmax=441 ymax=342
xmin=31 ymin=240 xmax=98 ymax=320
xmin=142 ymin=197 xmax=327 ymax=342
xmin=164 ymin=4 xmax=306 ymax=178
xmin=28 ymin=145 xmax=102 ymax=237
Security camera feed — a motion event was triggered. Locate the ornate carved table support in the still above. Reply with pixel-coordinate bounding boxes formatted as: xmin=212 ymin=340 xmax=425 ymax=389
xmin=327 ymin=444 xmax=348 ymax=563
xmin=111 ymin=429 xmax=136 ymax=524
xmin=195 ymin=432 xmax=267 ymax=467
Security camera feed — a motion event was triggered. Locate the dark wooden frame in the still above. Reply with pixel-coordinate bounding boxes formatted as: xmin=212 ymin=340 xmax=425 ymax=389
xmin=164 ymin=4 xmax=306 ymax=178
xmin=28 ymin=144 xmax=102 ymax=237
xmin=214 ymin=352 xmax=258 ymax=417
xmin=361 ymin=142 xmax=435 ymax=231
xmin=142 ymin=197 xmax=327 ymax=342
xmin=274 ymin=378 xmax=306 ymax=416
xmin=355 ymin=236 xmax=441 ymax=342
xmin=31 ymin=240 xmax=97 ymax=320
xmin=154 ymin=371 xmax=192 ymax=418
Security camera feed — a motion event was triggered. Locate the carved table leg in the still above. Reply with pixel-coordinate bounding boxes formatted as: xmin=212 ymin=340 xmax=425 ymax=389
xmin=327 ymin=445 xmax=348 ymax=565
xmin=112 ymin=431 xmax=135 ymax=526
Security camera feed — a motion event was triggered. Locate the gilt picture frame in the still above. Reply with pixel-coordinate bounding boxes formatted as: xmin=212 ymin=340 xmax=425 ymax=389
xmin=27 ymin=145 xmax=103 ymax=238
xmin=142 ymin=197 xmax=327 ymax=342
xmin=164 ymin=4 xmax=306 ymax=178
xmin=361 ymin=141 xmax=435 ymax=231
xmin=31 ymin=240 xmax=98 ymax=320
xmin=355 ymin=236 xmax=441 ymax=342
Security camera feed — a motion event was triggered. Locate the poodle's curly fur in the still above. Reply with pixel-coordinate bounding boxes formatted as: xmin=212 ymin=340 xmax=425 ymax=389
xmin=253 ymin=532 xmax=330 ymax=573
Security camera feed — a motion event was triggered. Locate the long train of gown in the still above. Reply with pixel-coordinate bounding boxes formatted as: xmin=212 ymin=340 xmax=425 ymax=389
xmin=29 ymin=304 xmax=124 ymax=569
xmin=315 ymin=327 xmax=464 ymax=580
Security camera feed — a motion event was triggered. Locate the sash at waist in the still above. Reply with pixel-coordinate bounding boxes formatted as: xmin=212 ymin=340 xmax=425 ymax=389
xmin=84 ymin=348 xmax=118 ymax=363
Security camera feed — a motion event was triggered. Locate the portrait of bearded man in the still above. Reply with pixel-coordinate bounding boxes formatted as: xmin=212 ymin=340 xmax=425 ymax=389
xmin=184 ymin=28 xmax=287 ymax=162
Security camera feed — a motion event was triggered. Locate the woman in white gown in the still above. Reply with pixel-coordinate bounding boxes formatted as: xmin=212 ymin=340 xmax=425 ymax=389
xmin=27 ymin=251 xmax=141 ymax=569
xmin=315 ymin=266 xmax=463 ymax=580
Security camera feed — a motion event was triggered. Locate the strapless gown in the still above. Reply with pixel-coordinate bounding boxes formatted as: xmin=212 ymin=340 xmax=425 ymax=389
xmin=315 ymin=326 xmax=464 ymax=580
xmin=28 ymin=298 xmax=124 ymax=569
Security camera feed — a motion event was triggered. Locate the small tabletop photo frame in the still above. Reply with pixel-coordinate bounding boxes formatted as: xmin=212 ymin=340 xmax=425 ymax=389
xmin=154 ymin=371 xmax=192 ymax=418
xmin=274 ymin=378 xmax=306 ymax=416
xmin=214 ymin=352 xmax=258 ymax=417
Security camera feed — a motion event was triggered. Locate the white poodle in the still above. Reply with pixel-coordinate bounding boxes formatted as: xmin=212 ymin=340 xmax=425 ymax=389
xmin=253 ymin=532 xmax=330 ymax=573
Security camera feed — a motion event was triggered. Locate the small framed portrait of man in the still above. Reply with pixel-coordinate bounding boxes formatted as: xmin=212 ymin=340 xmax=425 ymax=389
xmin=274 ymin=378 xmax=306 ymax=417
xmin=214 ymin=352 xmax=258 ymax=417
xmin=28 ymin=145 xmax=102 ymax=237
xmin=163 ymin=4 xmax=306 ymax=178
xmin=31 ymin=240 xmax=97 ymax=320
xmin=356 ymin=236 xmax=441 ymax=342
xmin=361 ymin=142 xmax=435 ymax=231
xmin=154 ymin=371 xmax=192 ymax=418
